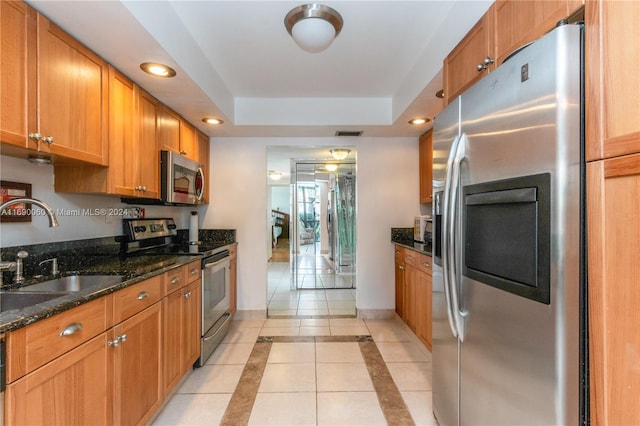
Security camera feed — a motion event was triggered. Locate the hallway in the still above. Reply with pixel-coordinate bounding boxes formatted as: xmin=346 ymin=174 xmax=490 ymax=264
xmin=152 ymin=317 xmax=437 ymax=425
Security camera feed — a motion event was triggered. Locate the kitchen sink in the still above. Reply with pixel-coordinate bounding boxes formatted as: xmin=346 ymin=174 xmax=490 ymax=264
xmin=17 ymin=274 xmax=124 ymax=293
xmin=0 ymin=291 xmax=67 ymax=312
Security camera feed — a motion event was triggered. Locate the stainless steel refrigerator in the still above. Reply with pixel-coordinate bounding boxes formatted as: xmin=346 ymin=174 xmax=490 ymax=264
xmin=432 ymin=23 xmax=585 ymax=425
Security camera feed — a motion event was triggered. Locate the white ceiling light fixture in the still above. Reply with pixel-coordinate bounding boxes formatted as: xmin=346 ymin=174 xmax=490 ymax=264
xmin=330 ymin=148 xmax=350 ymax=160
xmin=284 ymin=3 xmax=343 ymax=53
xmin=268 ymin=170 xmax=283 ymax=180
xmin=325 ymin=164 xmax=338 ymax=172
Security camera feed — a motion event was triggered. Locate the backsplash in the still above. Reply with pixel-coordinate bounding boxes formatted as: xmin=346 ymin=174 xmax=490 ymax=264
xmin=0 ymin=155 xmax=197 ymax=247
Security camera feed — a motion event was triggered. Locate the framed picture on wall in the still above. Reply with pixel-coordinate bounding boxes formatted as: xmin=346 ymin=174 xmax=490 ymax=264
xmin=0 ymin=181 xmax=32 ymax=223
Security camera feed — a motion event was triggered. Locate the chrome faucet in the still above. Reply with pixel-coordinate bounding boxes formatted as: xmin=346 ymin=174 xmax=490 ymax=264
xmin=0 ymin=197 xmax=59 ymax=227
xmin=39 ymin=257 xmax=59 ymax=276
xmin=14 ymin=250 xmax=28 ymax=284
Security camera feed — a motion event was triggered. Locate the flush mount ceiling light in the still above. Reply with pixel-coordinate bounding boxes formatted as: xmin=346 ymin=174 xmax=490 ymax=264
xmin=202 ymin=117 xmax=224 ymax=125
xmin=330 ymin=148 xmax=351 ymax=160
xmin=409 ymin=117 xmax=431 ymax=125
xmin=284 ymin=3 xmax=343 ymax=53
xmin=268 ymin=170 xmax=283 ymax=180
xmin=325 ymin=164 xmax=338 ymax=172
xmin=140 ymin=62 xmax=176 ymax=78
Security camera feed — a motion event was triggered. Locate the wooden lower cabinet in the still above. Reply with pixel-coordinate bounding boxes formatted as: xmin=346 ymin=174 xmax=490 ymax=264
xmin=112 ymin=303 xmax=162 ymax=426
xmin=5 ymin=267 xmax=203 ymax=425
xmin=6 ymin=334 xmax=111 ymax=425
xmin=229 ymin=244 xmax=238 ymax=314
xmin=415 ymin=255 xmax=433 ymax=351
xmin=394 ymin=245 xmax=432 ymax=345
xmin=588 ymin=155 xmax=640 ymax=426
xmin=163 ymin=279 xmax=201 ymax=397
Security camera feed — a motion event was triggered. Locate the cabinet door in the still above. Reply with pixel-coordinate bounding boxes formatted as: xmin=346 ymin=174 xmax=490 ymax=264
xmin=112 ymin=303 xmax=162 ymax=426
xmin=183 ymin=279 xmax=202 ymax=368
xmin=415 ymin=257 xmax=433 ymax=351
xmin=494 ymin=0 xmax=581 ymax=65
xmin=162 ymin=288 xmax=184 ymax=397
xmin=6 ymin=334 xmax=111 ymax=425
xmin=0 ymin=1 xmax=37 ymax=150
xmin=419 ymin=129 xmax=433 ymax=203
xmin=109 ymin=66 xmax=137 ymax=196
xmin=136 ymin=88 xmax=160 ymax=199
xmin=180 ymin=120 xmax=198 ymax=162
xmin=158 ymin=105 xmax=181 ymax=154
xmin=394 ymin=248 xmax=405 ymax=319
xmin=404 ymin=264 xmax=417 ymax=332
xmin=37 ymin=14 xmax=107 ymax=164
xmin=588 ymin=155 xmax=640 ymax=426
xmin=443 ymin=5 xmax=495 ymax=104
xmin=585 ymin=0 xmax=640 ymax=161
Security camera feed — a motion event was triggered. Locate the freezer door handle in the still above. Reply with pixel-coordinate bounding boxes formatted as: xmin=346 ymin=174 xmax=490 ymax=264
xmin=448 ymin=133 xmax=468 ymax=341
xmin=442 ymin=135 xmax=461 ymax=338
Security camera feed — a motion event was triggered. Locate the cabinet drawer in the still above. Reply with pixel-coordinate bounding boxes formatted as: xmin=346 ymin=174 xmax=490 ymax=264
xmin=113 ymin=274 xmax=163 ymax=323
xmin=403 ymin=250 xmax=418 ymax=267
xmin=165 ymin=265 xmax=187 ymax=294
xmin=417 ymin=254 xmax=433 ymax=275
xmin=7 ymin=296 xmax=109 ymax=381
xmin=185 ymin=260 xmax=201 ymax=284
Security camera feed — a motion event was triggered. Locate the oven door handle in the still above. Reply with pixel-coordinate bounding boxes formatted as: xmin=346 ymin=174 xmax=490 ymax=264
xmin=204 ymin=257 xmax=229 ymax=269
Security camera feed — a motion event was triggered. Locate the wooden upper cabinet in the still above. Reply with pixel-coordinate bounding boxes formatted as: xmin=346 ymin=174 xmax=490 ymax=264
xmin=588 ymin=155 xmax=640 ymax=426
xmin=0 ymin=1 xmax=37 ymax=150
xmin=36 ymin=13 xmax=108 ymax=165
xmin=494 ymin=0 xmax=584 ymax=65
xmin=419 ymin=129 xmax=433 ymax=204
xmin=108 ymin=66 xmax=137 ymax=196
xmin=443 ymin=5 xmax=495 ymax=105
xmin=585 ymin=0 xmax=640 ymax=161
xmin=180 ymin=120 xmax=198 ymax=162
xmin=136 ymin=88 xmax=160 ymax=199
xmin=158 ymin=105 xmax=181 ymax=154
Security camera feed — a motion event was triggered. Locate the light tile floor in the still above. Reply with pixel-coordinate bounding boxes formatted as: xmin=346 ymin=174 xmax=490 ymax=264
xmin=268 ymin=261 xmax=356 ymax=317
xmin=152 ymin=317 xmax=437 ymax=426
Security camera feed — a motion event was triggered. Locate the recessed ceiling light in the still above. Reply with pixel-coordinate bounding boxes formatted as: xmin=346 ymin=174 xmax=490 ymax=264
xmin=409 ymin=117 xmax=430 ymax=125
xmin=435 ymin=89 xmax=445 ymax=99
xmin=140 ymin=62 xmax=176 ymax=78
xmin=202 ymin=117 xmax=224 ymax=125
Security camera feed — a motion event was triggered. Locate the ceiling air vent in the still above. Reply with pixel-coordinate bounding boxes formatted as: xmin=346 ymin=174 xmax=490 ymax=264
xmin=335 ymin=130 xmax=363 ymax=137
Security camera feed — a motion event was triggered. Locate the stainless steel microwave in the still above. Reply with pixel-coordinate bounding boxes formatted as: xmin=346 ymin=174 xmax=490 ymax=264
xmin=161 ymin=150 xmax=205 ymax=205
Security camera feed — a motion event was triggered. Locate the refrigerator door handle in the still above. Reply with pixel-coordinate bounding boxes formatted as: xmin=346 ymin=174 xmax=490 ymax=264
xmin=449 ymin=133 xmax=468 ymax=341
xmin=442 ymin=134 xmax=461 ymax=338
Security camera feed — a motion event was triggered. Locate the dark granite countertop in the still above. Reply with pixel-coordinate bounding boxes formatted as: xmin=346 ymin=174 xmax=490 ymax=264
xmin=0 ymin=235 xmax=236 ymax=334
xmin=391 ymin=227 xmax=432 ymax=256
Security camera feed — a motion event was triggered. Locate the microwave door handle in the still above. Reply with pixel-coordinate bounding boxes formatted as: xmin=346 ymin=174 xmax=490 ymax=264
xmin=442 ymin=135 xmax=460 ymax=339
xmin=196 ymin=167 xmax=205 ymax=201
xmin=449 ymin=133 xmax=468 ymax=342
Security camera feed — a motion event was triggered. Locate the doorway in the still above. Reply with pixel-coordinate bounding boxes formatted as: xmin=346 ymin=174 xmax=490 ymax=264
xmin=267 ymin=148 xmax=357 ymax=318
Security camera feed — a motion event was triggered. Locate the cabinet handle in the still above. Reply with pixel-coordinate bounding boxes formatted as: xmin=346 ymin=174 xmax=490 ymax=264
xmin=60 ymin=322 xmax=83 ymax=337
xmin=399 ymin=265 xmax=405 ymax=270
xmin=108 ymin=337 xmax=120 ymax=347
xmin=423 ymin=262 xmax=431 ymax=267
xmin=184 ymin=291 xmax=192 ymax=299
xmin=120 ymin=334 xmax=127 ymax=343
xmin=180 ymin=150 xmax=188 ymax=155
xmin=191 ymin=268 xmax=198 ymax=276
xmin=171 ymin=277 xmax=180 ymax=285
xmin=141 ymin=186 xmax=147 ymax=192
xmin=42 ymin=136 xmax=54 ymax=144
xmin=28 ymin=133 xmax=42 ymax=141
xmin=476 ymin=56 xmax=494 ymax=71
xmin=137 ymin=291 xmax=150 ymax=300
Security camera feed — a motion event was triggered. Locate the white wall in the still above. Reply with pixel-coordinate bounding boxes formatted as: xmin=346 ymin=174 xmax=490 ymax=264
xmin=203 ymin=137 xmax=420 ymax=313
xmin=0 ymin=155 xmax=196 ymax=247
xmin=270 ymin=186 xmax=290 ymax=215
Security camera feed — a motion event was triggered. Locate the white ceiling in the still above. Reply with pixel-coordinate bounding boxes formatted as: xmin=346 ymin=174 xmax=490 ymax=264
xmin=27 ymin=0 xmax=492 ymax=139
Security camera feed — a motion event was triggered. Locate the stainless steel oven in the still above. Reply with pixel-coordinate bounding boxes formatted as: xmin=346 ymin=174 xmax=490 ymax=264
xmin=197 ymin=248 xmax=231 ymax=367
